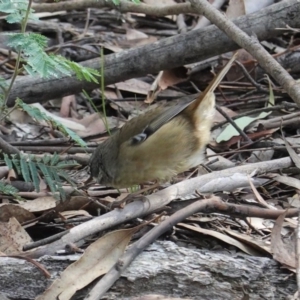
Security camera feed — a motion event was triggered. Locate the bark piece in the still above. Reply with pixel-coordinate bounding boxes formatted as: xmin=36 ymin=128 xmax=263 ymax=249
xmin=0 ymin=241 xmax=296 ymax=299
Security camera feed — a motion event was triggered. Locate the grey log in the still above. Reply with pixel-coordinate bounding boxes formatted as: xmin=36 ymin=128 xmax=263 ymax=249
xmin=6 ymin=0 xmax=300 ymax=106
xmin=0 ymin=241 xmax=296 ymax=299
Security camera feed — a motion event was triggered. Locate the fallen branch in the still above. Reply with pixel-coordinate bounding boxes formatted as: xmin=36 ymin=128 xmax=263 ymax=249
xmin=86 ymin=197 xmax=298 ymax=299
xmin=23 ymin=153 xmax=296 ymax=258
xmin=189 ymin=0 xmax=300 ymax=106
xmin=7 ymin=0 xmax=300 ymax=105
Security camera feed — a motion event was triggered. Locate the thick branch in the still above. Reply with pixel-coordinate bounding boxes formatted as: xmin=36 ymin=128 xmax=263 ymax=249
xmin=32 ymin=0 xmax=192 ymax=17
xmin=189 ymin=0 xmax=300 ymax=107
xmin=7 ymin=0 xmax=300 ymax=106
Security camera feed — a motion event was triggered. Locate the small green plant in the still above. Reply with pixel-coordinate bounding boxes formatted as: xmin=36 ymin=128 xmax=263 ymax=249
xmin=0 ymin=0 xmax=101 ymax=199
xmin=0 ymin=180 xmax=19 ymax=198
xmin=4 ymin=153 xmax=79 ymax=200
xmin=16 ymin=98 xmax=87 ymax=147
xmin=0 ymin=0 xmax=100 ymax=111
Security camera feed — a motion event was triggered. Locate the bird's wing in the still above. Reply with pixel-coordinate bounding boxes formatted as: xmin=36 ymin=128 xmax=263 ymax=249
xmin=131 ymin=94 xmax=198 ymax=144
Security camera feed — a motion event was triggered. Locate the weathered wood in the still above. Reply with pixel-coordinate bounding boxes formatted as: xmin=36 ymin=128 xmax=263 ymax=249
xmin=0 ymin=241 xmax=296 ymax=299
xmin=7 ymin=0 xmax=300 ymax=106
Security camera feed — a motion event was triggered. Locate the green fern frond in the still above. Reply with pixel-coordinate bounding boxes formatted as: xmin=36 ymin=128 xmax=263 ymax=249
xmin=6 ymin=32 xmax=99 ymax=80
xmin=50 ymin=153 xmax=60 ymax=166
xmin=0 ymin=180 xmax=19 ymax=195
xmin=2 ymin=153 xmax=78 ymax=201
xmin=0 ymin=0 xmax=38 ymax=23
xmin=28 ymin=156 xmax=40 ymax=193
xmin=11 ymin=154 xmax=21 ymax=174
xmin=7 ymin=33 xmax=71 ymax=78
xmin=37 ymin=162 xmax=56 ymax=193
xmin=56 ymin=161 xmax=79 ymax=169
xmin=57 ymin=169 xmax=76 ymax=186
xmin=3 ymin=153 xmax=13 ymax=169
xmin=7 ymin=32 xmax=47 ymax=50
xmin=16 ymin=99 xmax=87 ymax=147
xmin=51 ymin=170 xmax=66 ymax=200
xmin=42 ymin=155 xmax=51 ymax=165
xmin=62 ymin=58 xmax=100 ymax=83
xmin=54 ymin=123 xmax=87 ymax=147
xmin=20 ymin=155 xmax=31 ymax=182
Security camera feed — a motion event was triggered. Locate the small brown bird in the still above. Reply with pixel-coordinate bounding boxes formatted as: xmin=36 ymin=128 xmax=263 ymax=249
xmin=89 ymin=54 xmax=236 ymax=187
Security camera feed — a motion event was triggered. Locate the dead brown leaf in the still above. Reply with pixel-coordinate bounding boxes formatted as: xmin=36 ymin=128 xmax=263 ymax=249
xmin=213 ymin=128 xmax=278 ymax=149
xmin=110 ymin=78 xmax=151 ymax=95
xmin=37 ymin=227 xmax=136 ymax=300
xmin=226 ymin=0 xmax=246 ymax=19
xmin=126 ymin=28 xmax=148 ymax=40
xmin=19 ymin=196 xmax=56 ymax=213
xmin=146 ymin=67 xmax=188 ymax=104
xmin=60 ymin=210 xmax=91 ymax=219
xmin=222 ymin=228 xmax=271 ymax=254
xmin=74 ymin=113 xmax=121 ymax=138
xmin=60 ymin=95 xmax=77 ymax=118
xmin=0 ymin=217 xmax=32 ymax=254
xmin=0 ymin=203 xmax=35 ymax=223
xmin=271 ymin=211 xmax=296 ymax=269
xmin=178 ymin=223 xmax=260 ymax=256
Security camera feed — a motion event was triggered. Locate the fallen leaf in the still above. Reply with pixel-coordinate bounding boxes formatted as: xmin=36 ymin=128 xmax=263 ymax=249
xmin=37 ymin=227 xmax=136 ymax=300
xmin=275 ymin=175 xmax=300 ymax=191
xmin=19 ymin=196 xmax=56 ymax=213
xmin=216 ymin=80 xmax=275 ymax=143
xmin=146 ymin=67 xmax=188 ymax=104
xmin=271 ymin=211 xmax=296 ymax=269
xmin=74 ymin=113 xmax=121 ymax=138
xmin=226 ymin=0 xmax=246 ymax=19
xmin=126 ymin=28 xmax=148 ymax=40
xmin=0 ymin=204 xmax=35 ymax=223
xmin=222 ymin=227 xmax=271 ymax=254
xmin=30 ymin=103 xmax=85 ymax=131
xmin=178 ymin=223 xmax=260 ymax=256
xmin=60 ymin=95 xmax=77 ymax=118
xmin=0 ymin=217 xmax=32 ymax=254
xmin=60 ymin=210 xmax=91 ymax=219
xmin=214 ymin=106 xmax=237 ymax=123
xmin=109 ymin=78 xmax=151 ymax=95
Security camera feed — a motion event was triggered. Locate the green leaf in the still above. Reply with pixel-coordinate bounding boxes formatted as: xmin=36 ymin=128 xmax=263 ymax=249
xmin=16 ymin=98 xmax=87 ymax=147
xmin=2 ymin=151 xmax=76 ymax=201
xmin=50 ymin=153 xmax=60 ymax=166
xmin=52 ymin=170 xmax=66 ymax=200
xmin=11 ymin=155 xmax=21 ymax=174
xmin=62 ymin=58 xmax=100 ymax=83
xmin=20 ymin=155 xmax=31 ymax=182
xmin=216 ymin=77 xmax=275 ymax=143
xmin=57 ymin=169 xmax=76 ymax=187
xmin=42 ymin=155 xmax=51 ymax=165
xmin=216 ymin=114 xmax=270 ymax=143
xmin=3 ymin=153 xmax=13 ymax=170
xmin=57 ymin=125 xmax=87 ymax=147
xmin=37 ymin=162 xmax=56 ymax=194
xmin=56 ymin=161 xmax=79 ymax=169
xmin=0 ymin=180 xmax=19 ymax=196
xmin=28 ymin=157 xmax=40 ymax=192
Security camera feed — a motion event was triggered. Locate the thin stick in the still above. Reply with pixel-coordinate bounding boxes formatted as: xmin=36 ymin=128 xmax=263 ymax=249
xmin=189 ymin=0 xmax=300 ymax=107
